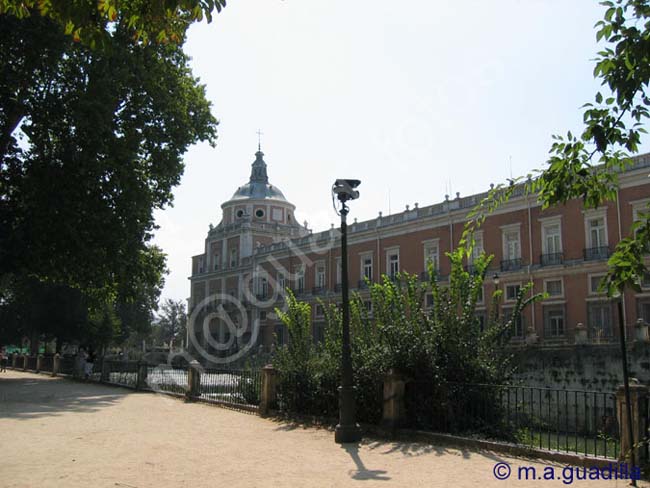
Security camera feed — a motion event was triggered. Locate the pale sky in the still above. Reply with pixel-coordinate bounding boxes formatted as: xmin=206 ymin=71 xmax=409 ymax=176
xmin=153 ymin=0 xmax=647 ymax=305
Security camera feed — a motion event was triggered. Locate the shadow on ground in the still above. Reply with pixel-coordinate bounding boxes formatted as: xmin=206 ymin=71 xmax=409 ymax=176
xmin=0 ymin=373 xmax=129 ymax=420
xmin=343 ymin=444 xmax=391 ymax=481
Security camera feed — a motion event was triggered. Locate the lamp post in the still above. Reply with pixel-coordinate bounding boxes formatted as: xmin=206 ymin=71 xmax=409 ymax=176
xmin=332 ymin=179 xmax=362 ymax=444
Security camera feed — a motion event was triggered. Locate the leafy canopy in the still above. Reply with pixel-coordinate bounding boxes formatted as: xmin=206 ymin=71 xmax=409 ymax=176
xmin=0 ymin=0 xmax=227 ymax=46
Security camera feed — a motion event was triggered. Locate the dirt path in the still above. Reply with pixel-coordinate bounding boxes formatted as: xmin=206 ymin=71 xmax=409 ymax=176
xmin=0 ymin=370 xmax=645 ymax=488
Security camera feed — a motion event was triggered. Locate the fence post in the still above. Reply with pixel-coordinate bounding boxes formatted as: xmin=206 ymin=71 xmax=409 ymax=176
xmin=52 ymin=354 xmax=60 ymax=377
xmin=260 ymin=365 xmax=278 ymax=417
xmin=101 ymin=357 xmax=109 ymax=383
xmin=382 ymin=369 xmax=406 ymax=430
xmin=136 ymin=361 xmax=148 ymax=390
xmin=187 ymin=360 xmax=201 ymax=401
xmin=11 ymin=353 xmax=17 ymax=369
xmin=22 ymin=355 xmax=28 ymax=372
xmin=36 ymin=354 xmax=43 ymax=373
xmin=616 ymin=380 xmax=649 ymax=464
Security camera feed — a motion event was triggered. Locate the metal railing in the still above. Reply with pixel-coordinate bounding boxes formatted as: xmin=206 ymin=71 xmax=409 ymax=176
xmin=540 ymin=253 xmax=563 ymax=266
xmin=584 ymin=246 xmax=610 ymax=261
xmin=40 ymin=356 xmax=54 ymax=373
xmin=146 ymin=365 xmax=189 ymax=396
xmin=199 ymin=368 xmax=261 ymax=408
xmin=25 ymin=356 xmax=37 ymax=371
xmin=104 ymin=360 xmax=139 ymax=388
xmin=500 ymin=258 xmax=523 ymax=272
xmin=405 ymin=381 xmax=620 ymax=459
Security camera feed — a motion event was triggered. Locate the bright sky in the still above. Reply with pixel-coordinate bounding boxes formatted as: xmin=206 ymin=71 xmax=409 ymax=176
xmin=153 ymin=0 xmax=645 ymax=305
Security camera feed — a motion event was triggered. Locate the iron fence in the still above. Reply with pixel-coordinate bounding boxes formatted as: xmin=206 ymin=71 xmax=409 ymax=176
xmin=104 ymin=360 xmax=139 ymax=388
xmin=26 ymin=356 xmax=37 ymax=371
xmin=405 ymin=381 xmax=620 ymax=458
xmin=146 ymin=365 xmax=189 ymax=396
xmin=200 ymin=368 xmax=261 ymax=408
xmin=40 ymin=356 xmax=54 ymax=373
xmin=60 ymin=356 xmax=75 ymax=375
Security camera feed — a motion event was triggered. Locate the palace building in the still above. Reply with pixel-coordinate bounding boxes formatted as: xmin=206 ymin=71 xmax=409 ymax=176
xmin=189 ymin=148 xmax=650 ymax=357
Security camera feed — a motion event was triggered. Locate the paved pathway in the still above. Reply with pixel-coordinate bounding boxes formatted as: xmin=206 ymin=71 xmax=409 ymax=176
xmin=0 ymin=370 xmax=645 ymax=487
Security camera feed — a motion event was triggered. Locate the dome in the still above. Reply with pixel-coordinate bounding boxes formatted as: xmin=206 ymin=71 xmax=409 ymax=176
xmin=227 ymin=150 xmax=288 ymax=202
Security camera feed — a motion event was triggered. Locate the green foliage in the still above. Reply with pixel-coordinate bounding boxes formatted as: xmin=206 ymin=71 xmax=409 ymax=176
xmin=532 ymin=0 xmax=650 ymax=295
xmin=0 ymin=0 xmax=227 ymax=46
xmin=155 ymin=298 xmax=188 ymax=347
xmin=273 ymin=249 xmax=543 ymax=425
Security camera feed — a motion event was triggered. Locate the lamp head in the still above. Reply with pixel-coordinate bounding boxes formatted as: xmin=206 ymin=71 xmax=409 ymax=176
xmin=332 ymin=179 xmax=361 ymax=202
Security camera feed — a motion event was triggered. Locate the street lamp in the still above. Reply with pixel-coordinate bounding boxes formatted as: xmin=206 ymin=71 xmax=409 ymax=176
xmin=332 ymin=178 xmax=362 ymax=444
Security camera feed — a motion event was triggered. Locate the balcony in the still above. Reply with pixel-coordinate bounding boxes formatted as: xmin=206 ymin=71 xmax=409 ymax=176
xmin=357 ymin=280 xmax=369 ymax=290
xmin=312 ymin=286 xmax=325 ymax=295
xmin=500 ymin=258 xmax=523 ymax=272
xmin=540 ymin=252 xmax=563 ymax=267
xmin=291 ymin=286 xmax=305 ymax=296
xmin=420 ymin=270 xmax=447 ymax=282
xmin=584 ymin=246 xmax=610 ymax=261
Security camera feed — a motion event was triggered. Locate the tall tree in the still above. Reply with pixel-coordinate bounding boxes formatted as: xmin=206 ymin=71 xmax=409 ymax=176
xmin=156 ymin=299 xmax=187 ymax=347
xmin=1 ymin=15 xmax=217 ymax=297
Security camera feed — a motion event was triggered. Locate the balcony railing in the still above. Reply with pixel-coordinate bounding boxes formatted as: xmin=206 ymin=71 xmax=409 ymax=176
xmin=584 ymin=246 xmax=610 ymax=261
xmin=540 ymin=252 xmax=563 ymax=266
xmin=311 ymin=286 xmax=325 ymax=295
xmin=500 ymin=258 xmax=523 ymax=272
xmin=291 ymin=286 xmax=305 ymax=296
xmin=357 ymin=280 xmax=369 ymax=290
xmin=334 ymin=283 xmax=342 ymax=293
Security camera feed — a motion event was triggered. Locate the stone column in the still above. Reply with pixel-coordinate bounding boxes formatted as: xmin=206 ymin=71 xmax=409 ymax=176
xmin=136 ymin=361 xmax=149 ymax=390
xmin=101 ymin=357 xmax=110 ymax=383
xmin=187 ymin=360 xmax=202 ymax=400
xmin=22 ymin=355 xmax=28 ymax=371
xmin=52 ymin=354 xmax=60 ymax=377
xmin=616 ymin=380 xmax=649 ymax=464
xmin=260 ymin=364 xmax=278 ymax=417
xmin=634 ymin=318 xmax=649 ymax=343
xmin=36 ymin=354 xmax=43 ymax=373
xmin=382 ymin=369 xmax=406 ymax=430
xmin=574 ymin=322 xmax=588 ymax=345
xmin=11 ymin=353 xmax=17 ymax=368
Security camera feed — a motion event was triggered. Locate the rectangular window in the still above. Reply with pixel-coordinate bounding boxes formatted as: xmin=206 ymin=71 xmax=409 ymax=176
xmin=587 ymin=217 xmax=607 ymax=248
xmin=277 ymin=272 xmax=286 ymax=294
xmin=505 ymin=284 xmax=521 ymax=301
xmin=316 ymin=264 xmax=326 ymax=288
xmin=543 ymin=306 xmax=565 ymax=337
xmin=542 ymin=222 xmax=562 ymax=254
xmin=296 ymin=266 xmax=305 ymax=293
xmin=230 ymin=248 xmax=238 ymax=268
xmin=476 ymin=312 xmax=487 ymax=333
xmin=503 ymin=308 xmax=524 ymax=337
xmin=314 ymin=304 xmax=325 ymax=318
xmin=387 ymin=250 xmax=400 ymax=279
xmin=259 ymin=311 xmax=267 ymax=321
xmin=588 ymin=302 xmax=613 ymax=339
xmin=362 ymin=255 xmax=373 ymax=282
xmin=198 ymin=257 xmax=204 ymax=274
xmin=470 ymin=232 xmax=484 ymax=263
xmin=335 ymin=258 xmax=342 ymax=285
xmin=503 ymin=229 xmax=521 ymax=260
xmin=424 ymin=242 xmax=439 ymax=271
xmin=425 ymin=293 xmax=434 ymax=308
xmin=641 ymin=272 xmax=650 ymax=290
xmin=476 ymin=285 xmax=484 ymax=304
xmin=363 ymin=300 xmax=373 ymax=316
xmin=544 ymin=279 xmax=563 ymax=297
xmin=589 ymin=274 xmax=606 ymax=294
xmin=275 ymin=325 xmax=286 ymax=346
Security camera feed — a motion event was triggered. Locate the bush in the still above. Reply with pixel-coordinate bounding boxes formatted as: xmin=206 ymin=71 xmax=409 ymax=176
xmin=273 ymin=246 xmax=542 ymax=427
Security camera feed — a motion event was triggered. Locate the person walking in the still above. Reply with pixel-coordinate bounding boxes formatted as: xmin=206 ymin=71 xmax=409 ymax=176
xmin=85 ymin=349 xmax=95 ymax=380
xmin=0 ymin=348 xmax=6 ymax=372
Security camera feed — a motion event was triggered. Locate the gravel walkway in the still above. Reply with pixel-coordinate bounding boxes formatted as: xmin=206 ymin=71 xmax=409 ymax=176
xmin=0 ymin=370 xmax=645 ymax=488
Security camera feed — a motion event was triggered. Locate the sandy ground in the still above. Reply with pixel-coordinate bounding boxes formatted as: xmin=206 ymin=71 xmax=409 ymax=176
xmin=0 ymin=370 xmax=647 ymax=488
